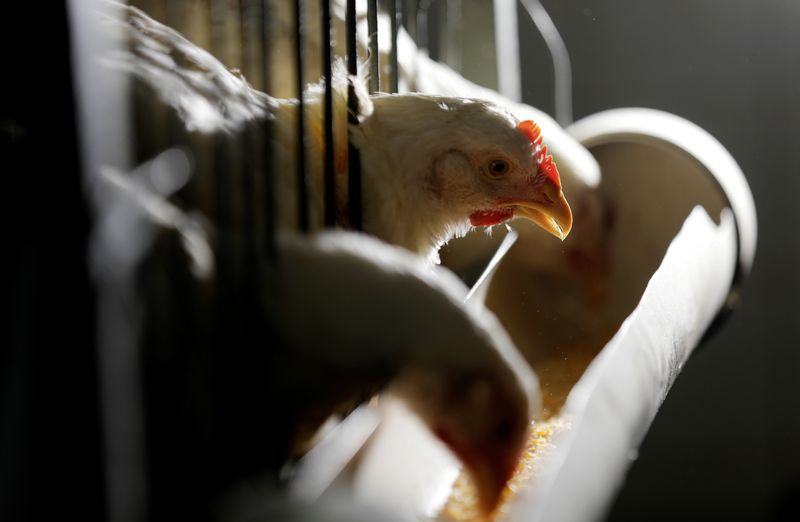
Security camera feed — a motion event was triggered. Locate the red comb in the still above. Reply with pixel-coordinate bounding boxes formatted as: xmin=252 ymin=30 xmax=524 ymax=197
xmin=516 ymin=120 xmax=561 ymax=189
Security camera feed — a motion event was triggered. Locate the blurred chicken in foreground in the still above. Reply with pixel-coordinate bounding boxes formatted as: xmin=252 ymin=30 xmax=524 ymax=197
xmin=269 ymin=231 xmax=540 ymax=515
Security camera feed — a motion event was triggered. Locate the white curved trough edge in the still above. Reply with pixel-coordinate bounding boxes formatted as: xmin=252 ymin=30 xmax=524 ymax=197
xmin=568 ymin=108 xmax=757 ymax=293
xmin=508 ymin=207 xmax=736 ymax=522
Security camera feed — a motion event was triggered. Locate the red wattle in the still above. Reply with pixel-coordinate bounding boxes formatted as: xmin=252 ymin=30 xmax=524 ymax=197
xmin=469 ymin=208 xmax=514 ymax=227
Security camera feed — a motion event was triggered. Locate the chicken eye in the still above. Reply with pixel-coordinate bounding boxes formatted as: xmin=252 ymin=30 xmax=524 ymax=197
xmin=486 ymin=159 xmax=510 ymax=178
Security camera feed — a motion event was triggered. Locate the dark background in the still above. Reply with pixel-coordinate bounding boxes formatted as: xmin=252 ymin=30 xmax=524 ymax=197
xmin=520 ymin=1 xmax=799 ymax=520
xmin=1 ymin=3 xmax=103 ymax=521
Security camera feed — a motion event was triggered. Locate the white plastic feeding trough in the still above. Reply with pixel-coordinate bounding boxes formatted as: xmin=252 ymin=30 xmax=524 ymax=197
xmin=289 ymin=108 xmax=756 ymax=522
xmin=501 ymin=107 xmax=756 ymax=521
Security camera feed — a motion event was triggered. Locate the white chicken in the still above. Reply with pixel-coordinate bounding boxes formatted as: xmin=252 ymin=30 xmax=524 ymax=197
xmin=267 ymin=231 xmax=539 ymax=515
xmin=113 ymin=4 xmax=572 ymax=263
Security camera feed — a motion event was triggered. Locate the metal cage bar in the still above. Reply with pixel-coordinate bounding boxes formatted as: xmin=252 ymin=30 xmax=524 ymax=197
xmin=389 ymin=0 xmax=400 ymax=93
xmin=368 ymin=0 xmax=380 ymax=92
xmin=346 ymin=0 xmax=363 ymax=230
xmin=321 ymin=0 xmax=337 ymax=227
xmin=519 ymin=0 xmax=573 ymax=125
xmin=294 ymin=0 xmax=310 ymax=232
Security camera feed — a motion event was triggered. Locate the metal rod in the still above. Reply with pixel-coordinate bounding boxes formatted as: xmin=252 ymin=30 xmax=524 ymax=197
xmin=389 ymin=0 xmax=399 ymax=93
xmin=294 ymin=0 xmax=310 ymax=232
xmin=519 ymin=0 xmax=573 ymax=125
xmin=368 ymin=0 xmax=379 ymax=92
xmin=322 ymin=0 xmax=336 ymax=227
xmin=346 ymin=0 xmax=362 ymax=230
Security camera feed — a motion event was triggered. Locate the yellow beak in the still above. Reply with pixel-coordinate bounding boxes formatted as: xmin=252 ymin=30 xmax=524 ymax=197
xmin=515 ymin=184 xmax=573 ymax=240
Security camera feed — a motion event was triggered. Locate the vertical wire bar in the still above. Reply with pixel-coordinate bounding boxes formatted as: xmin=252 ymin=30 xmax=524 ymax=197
xmin=389 ymin=0 xmax=399 ymax=93
xmin=321 ymin=0 xmax=336 ymax=227
xmin=346 ymin=0 xmax=363 ymax=230
xmin=261 ymin=0 xmax=276 ymax=260
xmin=519 ymin=0 xmax=573 ymax=125
xmin=294 ymin=0 xmax=310 ymax=232
xmin=367 ymin=0 xmax=379 ymax=92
